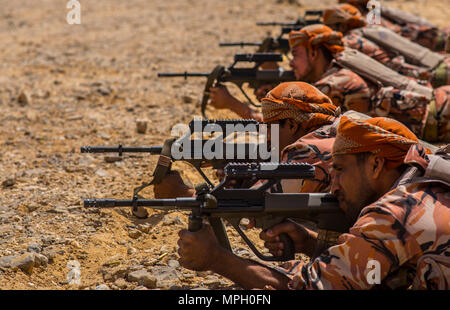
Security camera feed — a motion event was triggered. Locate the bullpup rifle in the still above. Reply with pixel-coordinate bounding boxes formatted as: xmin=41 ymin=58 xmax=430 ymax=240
xmin=81 ymin=119 xmax=280 ymax=218
xmin=84 ymin=162 xmax=350 ymax=262
xmin=218 ymin=10 xmax=323 ymax=54
xmin=158 ymin=53 xmax=295 ymax=118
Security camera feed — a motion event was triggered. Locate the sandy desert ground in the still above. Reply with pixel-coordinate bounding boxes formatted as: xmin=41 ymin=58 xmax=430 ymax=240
xmin=0 ymin=0 xmax=448 ymax=290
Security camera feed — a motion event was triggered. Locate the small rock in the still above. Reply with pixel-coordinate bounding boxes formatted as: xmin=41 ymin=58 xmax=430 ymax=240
xmin=69 ymin=240 xmax=82 ymax=249
xmin=149 ymin=265 xmax=179 ymax=282
xmin=66 ymin=260 xmax=81 ymax=285
xmin=127 ymin=247 xmax=137 ymax=255
xmin=114 ymin=278 xmax=128 ymax=289
xmin=127 ymin=270 xmax=157 ymax=289
xmin=137 ymin=224 xmax=151 ymax=233
xmin=128 ymin=229 xmax=142 ymax=239
xmin=11 ymin=253 xmax=35 ymax=274
xmin=67 ymin=115 xmax=83 ymax=121
xmin=182 ymin=272 xmax=195 ymax=279
xmin=95 ymin=169 xmax=109 ymax=178
xmin=27 ymin=242 xmax=42 ymax=253
xmin=162 ymin=215 xmax=176 ymax=226
xmin=47 ymin=207 xmax=68 ymax=214
xmin=98 ymin=132 xmax=110 ymax=140
xmin=0 ymin=255 xmax=16 ymax=268
xmin=34 ymin=253 xmax=48 ymax=267
xmin=182 ymin=95 xmax=193 ymax=104
xmin=167 ymin=260 xmax=180 ymax=269
xmin=136 ymin=120 xmax=147 ymax=134
xmin=111 ymin=266 xmax=128 ymax=280
xmin=42 ymin=249 xmax=57 ymax=263
xmin=104 ymin=156 xmax=122 ymax=163
xmin=128 ymin=264 xmax=144 ymax=272
xmin=159 ymin=245 xmax=171 ymax=253
xmin=236 ymin=248 xmax=250 ymax=257
xmin=26 ymin=204 xmax=39 ymax=212
xmin=2 ymin=179 xmax=15 ymax=188
xmin=97 ymin=87 xmax=111 ymax=96
xmin=18 ymin=91 xmax=30 ymax=106
xmin=174 ymin=216 xmax=184 ymax=226
xmin=101 ymin=265 xmax=128 ymax=282
xmin=95 ymin=284 xmax=110 ymax=290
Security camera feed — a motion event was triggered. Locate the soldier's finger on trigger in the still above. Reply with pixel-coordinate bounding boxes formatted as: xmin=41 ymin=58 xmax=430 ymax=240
xmin=263 ymin=242 xmax=281 ymax=252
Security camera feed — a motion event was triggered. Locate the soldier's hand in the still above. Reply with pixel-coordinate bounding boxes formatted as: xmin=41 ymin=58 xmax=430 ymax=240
xmin=253 ymin=84 xmax=275 ymax=101
xmin=259 ymin=221 xmax=318 ymax=257
xmin=153 ymin=171 xmax=195 ymax=198
xmin=177 ymin=224 xmax=223 ymax=271
xmin=215 ymin=169 xmax=238 ymax=187
xmin=209 ymin=85 xmax=236 ymax=110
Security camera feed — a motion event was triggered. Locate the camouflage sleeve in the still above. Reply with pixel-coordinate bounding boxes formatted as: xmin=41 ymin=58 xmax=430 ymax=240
xmin=381 ymin=16 xmax=445 ymax=52
xmin=388 ymin=56 xmax=431 ymax=80
xmin=280 ymin=137 xmax=333 ymax=193
xmin=314 ymin=69 xmax=372 ymax=114
xmin=343 ymin=32 xmax=391 ymax=65
xmin=429 ymin=85 xmax=450 ymax=143
xmin=284 ymin=199 xmax=422 ymax=290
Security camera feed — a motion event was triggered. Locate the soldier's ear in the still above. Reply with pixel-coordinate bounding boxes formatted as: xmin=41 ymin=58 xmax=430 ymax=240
xmin=287 ymin=119 xmax=299 ymax=132
xmin=309 ymin=47 xmax=317 ymax=60
xmin=370 ymin=155 xmax=386 ymax=180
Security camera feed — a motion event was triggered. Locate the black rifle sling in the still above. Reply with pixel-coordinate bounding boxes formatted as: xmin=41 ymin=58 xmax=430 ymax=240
xmin=131 ymin=138 xmax=175 ymax=218
xmin=201 ymin=65 xmax=225 ymax=118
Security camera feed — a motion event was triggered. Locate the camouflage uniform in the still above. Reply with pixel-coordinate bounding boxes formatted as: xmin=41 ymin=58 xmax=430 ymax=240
xmin=342 ymin=31 xmax=431 ymax=81
xmin=322 ymin=4 xmax=448 ymax=85
xmin=276 ymin=121 xmax=336 ymax=194
xmin=260 ymin=82 xmax=339 ymax=194
xmin=373 ymin=85 xmax=450 ymax=143
xmin=338 ymin=0 xmax=449 ymax=52
xmin=312 ymin=59 xmax=450 ymax=142
xmin=380 ymin=17 xmax=449 ymax=53
xmin=279 ymin=144 xmax=450 ymax=290
xmin=313 ymin=65 xmax=374 ymax=114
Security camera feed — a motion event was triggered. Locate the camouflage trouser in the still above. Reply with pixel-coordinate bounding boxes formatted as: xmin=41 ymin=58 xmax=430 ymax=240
xmin=372 ymin=86 xmax=450 ymax=143
xmin=431 ymin=57 xmax=450 ymax=89
xmin=423 ymin=86 xmax=450 ymax=143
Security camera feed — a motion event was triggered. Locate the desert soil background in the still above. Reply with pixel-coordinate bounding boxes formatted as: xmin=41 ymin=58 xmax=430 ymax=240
xmin=0 ymin=0 xmax=448 ymax=290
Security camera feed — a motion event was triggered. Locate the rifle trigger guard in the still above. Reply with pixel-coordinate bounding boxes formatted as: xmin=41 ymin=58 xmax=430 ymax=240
xmin=227 ymin=218 xmax=295 ymax=262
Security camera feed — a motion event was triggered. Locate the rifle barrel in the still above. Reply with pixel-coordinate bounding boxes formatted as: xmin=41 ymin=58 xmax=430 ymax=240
xmin=157 ymin=72 xmax=209 ymax=79
xmin=256 ymin=22 xmax=299 ymax=26
xmin=80 ymin=146 xmax=162 ymax=154
xmin=219 ymin=42 xmax=262 ymax=47
xmin=84 ymin=198 xmax=200 ymax=208
xmin=234 ymin=53 xmax=283 ymax=63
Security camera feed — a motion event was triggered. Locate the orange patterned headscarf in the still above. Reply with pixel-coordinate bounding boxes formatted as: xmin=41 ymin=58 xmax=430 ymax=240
xmin=323 ymin=4 xmax=367 ymax=30
xmin=261 ymin=82 xmax=339 ymax=132
xmin=289 ymin=24 xmax=345 ymax=54
xmin=332 ymin=116 xmax=422 ymax=168
xmin=338 ymin=0 xmax=369 ymax=6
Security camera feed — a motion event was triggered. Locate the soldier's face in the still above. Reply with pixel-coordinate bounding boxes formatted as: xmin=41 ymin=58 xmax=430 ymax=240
xmin=331 ymin=154 xmax=379 ymax=223
xmin=265 ymin=119 xmax=302 ymax=155
xmin=289 ymin=46 xmax=313 ymax=81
